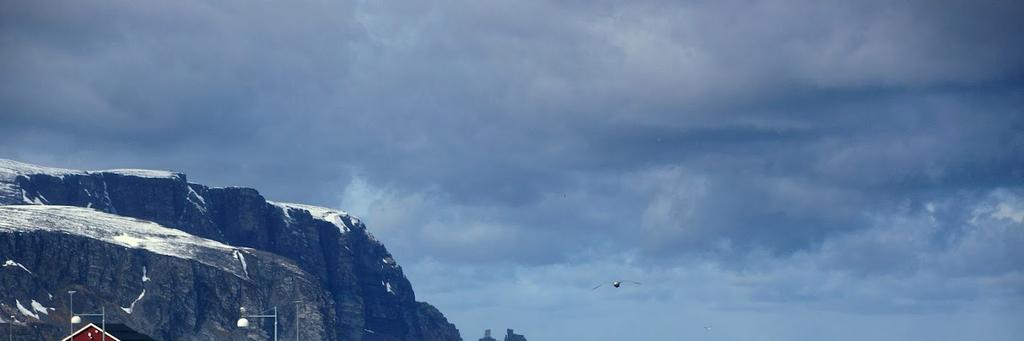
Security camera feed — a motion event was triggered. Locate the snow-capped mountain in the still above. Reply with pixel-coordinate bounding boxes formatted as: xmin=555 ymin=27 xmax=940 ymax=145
xmin=0 ymin=159 xmax=461 ymax=341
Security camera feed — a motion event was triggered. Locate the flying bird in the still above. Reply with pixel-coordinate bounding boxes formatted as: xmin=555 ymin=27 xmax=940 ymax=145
xmin=592 ymin=280 xmax=642 ymax=290
xmin=704 ymin=325 xmax=712 ymax=332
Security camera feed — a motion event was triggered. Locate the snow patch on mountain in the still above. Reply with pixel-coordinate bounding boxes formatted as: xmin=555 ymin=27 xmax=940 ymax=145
xmin=0 ymin=158 xmax=182 ymax=183
xmin=99 ymin=169 xmax=182 ymax=179
xmin=112 ymin=233 xmax=147 ymax=247
xmin=269 ymin=201 xmax=355 ymax=234
xmin=30 ymin=300 xmax=50 ymax=316
xmin=15 ymin=300 xmax=38 ymax=319
xmin=0 ymin=205 xmax=249 ymax=278
xmin=3 ymin=259 xmax=32 ymax=274
xmin=0 ymin=182 xmax=20 ymax=201
xmin=0 ymin=159 xmax=84 ymax=181
xmin=121 ymin=289 xmax=146 ymax=314
xmin=21 ymin=189 xmax=46 ymax=205
xmin=0 ymin=159 xmax=184 ymax=207
xmin=233 ymin=249 xmax=250 ymax=278
xmin=186 ymin=185 xmax=208 ymax=213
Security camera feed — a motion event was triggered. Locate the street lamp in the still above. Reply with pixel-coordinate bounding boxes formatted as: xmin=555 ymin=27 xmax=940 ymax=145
xmin=4 ymin=315 xmax=14 ymax=341
xmin=71 ymin=306 xmax=106 ymax=341
xmin=67 ymin=290 xmax=76 ymax=334
xmin=237 ymin=306 xmax=277 ymax=341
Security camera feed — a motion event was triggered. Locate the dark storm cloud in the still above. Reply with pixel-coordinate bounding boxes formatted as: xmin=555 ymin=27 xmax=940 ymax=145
xmin=3 ymin=1 xmax=1024 ymax=339
xmin=0 ymin=0 xmax=364 ymax=197
xmin=1 ymin=0 xmax=1023 ymax=279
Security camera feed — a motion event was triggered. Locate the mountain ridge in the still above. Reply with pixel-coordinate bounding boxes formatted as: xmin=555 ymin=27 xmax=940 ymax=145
xmin=0 ymin=158 xmax=461 ymax=341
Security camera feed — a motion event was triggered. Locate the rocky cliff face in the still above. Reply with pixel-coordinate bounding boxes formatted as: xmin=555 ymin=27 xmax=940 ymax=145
xmin=0 ymin=159 xmax=461 ymax=341
xmin=1 ymin=206 xmax=335 ymax=340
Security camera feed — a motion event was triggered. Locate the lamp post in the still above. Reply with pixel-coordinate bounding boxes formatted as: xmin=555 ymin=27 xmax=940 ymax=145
xmin=237 ymin=306 xmax=277 ymax=341
xmin=5 ymin=315 xmax=14 ymax=341
xmin=67 ymin=290 xmax=76 ymax=335
xmin=71 ymin=306 xmax=106 ymax=341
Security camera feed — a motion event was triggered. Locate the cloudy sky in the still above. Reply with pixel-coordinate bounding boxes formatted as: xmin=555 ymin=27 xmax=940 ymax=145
xmin=2 ymin=0 xmax=1023 ymax=339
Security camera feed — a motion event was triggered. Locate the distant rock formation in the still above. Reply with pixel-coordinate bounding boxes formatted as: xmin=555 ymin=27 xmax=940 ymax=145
xmin=504 ymin=329 xmax=526 ymax=341
xmin=478 ymin=329 xmax=497 ymax=341
xmin=477 ymin=328 xmax=525 ymax=341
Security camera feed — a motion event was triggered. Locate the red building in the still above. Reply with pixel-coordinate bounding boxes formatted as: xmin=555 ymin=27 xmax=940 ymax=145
xmin=61 ymin=323 xmax=157 ymax=341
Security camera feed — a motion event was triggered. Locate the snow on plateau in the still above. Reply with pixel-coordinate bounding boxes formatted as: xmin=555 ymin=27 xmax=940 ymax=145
xmin=0 ymin=205 xmax=250 ymax=278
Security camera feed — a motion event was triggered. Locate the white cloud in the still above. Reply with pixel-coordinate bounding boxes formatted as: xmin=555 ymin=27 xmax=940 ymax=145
xmin=992 ymin=201 xmax=1024 ymax=224
xmin=338 ymin=176 xmax=529 ymax=263
xmin=635 ymin=166 xmax=708 ymax=244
